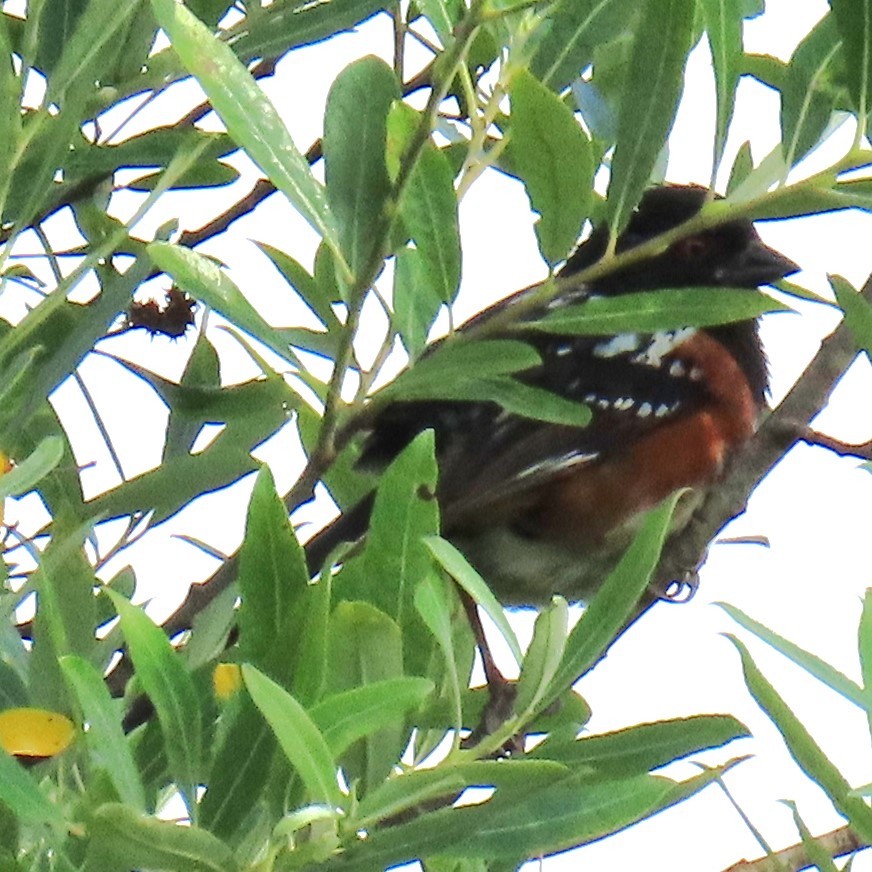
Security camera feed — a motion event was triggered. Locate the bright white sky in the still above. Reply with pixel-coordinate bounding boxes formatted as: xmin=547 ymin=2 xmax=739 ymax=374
xmin=9 ymin=0 xmax=872 ymax=868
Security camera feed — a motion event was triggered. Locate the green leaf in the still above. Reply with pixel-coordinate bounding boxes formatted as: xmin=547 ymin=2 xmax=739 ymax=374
xmin=0 ymin=749 xmax=63 ymax=827
xmin=395 ymin=375 xmax=593 ymax=427
xmin=393 ymin=246 xmax=444 ymax=359
xmin=147 ymin=241 xmax=315 ymax=366
xmin=149 ymin=0 xmax=340 ymax=261
xmin=0 ymin=20 xmax=21 ymax=219
xmin=781 ymin=15 xmax=841 ymax=166
xmin=726 ymin=140 xmax=753 ymax=195
xmin=45 ymin=0 xmax=142 ymax=104
xmin=325 ymin=601 xmax=407 ymax=793
xmin=337 ymin=771 xmax=676 ymax=868
xmin=530 ymin=0 xmax=634 ymax=92
xmin=530 ymin=714 xmax=749 ymax=776
xmin=515 ymin=597 xmax=568 ymax=717
xmin=414 ymin=574 xmax=464 ymax=734
xmin=164 ymin=335 xmax=221 ymax=460
xmin=607 ymin=0 xmax=695 ymax=233
xmin=311 ymin=677 xmax=434 ymax=756
xmin=87 ymin=380 xmax=288 ymax=526
xmin=859 ymin=590 xmax=872 ymax=741
xmin=700 ymin=0 xmax=743 ymax=172
xmin=31 ymin=522 xmax=97 ymax=708
xmin=390 ymin=104 xmax=462 ymax=304
xmin=199 ymin=696 xmax=276 ymax=839
xmin=382 ymin=339 xmax=540 ymax=399
xmin=256 ymin=241 xmax=341 ymax=332
xmin=242 ymin=664 xmax=343 ymax=808
xmin=354 ymin=759 xmax=568 ymax=829
xmin=415 ymin=0 xmax=455 ymax=46
xmin=344 ymin=431 xmax=439 ymax=650
xmin=507 ymin=69 xmax=592 ymax=266
xmin=424 ymin=536 xmax=523 ymax=667
xmin=831 ymin=274 xmax=872 ymax=360
xmin=0 ymin=435 xmax=63 ymax=499
xmin=830 ymin=0 xmax=872 ymax=117
xmin=60 ymin=655 xmax=146 ymax=811
xmin=126 ymin=160 xmax=239 ymax=191
xmin=237 ymin=466 xmax=309 ymax=680
xmin=785 ymin=801 xmax=841 ymax=872
xmin=718 ymin=602 xmax=867 ymax=708
xmin=324 ymin=55 xmax=399 ymax=285
xmin=104 ymin=589 xmax=202 ymax=813
xmin=527 ymin=287 xmax=790 ymax=335
xmin=228 ymin=0 xmax=389 ymax=61
xmin=729 ymin=635 xmax=872 ymax=843
xmin=545 ymin=492 xmax=681 ymax=702
xmin=85 ymin=804 xmax=238 ymax=872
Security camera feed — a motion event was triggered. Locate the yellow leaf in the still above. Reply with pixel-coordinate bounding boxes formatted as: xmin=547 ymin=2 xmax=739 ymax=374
xmin=212 ymin=663 xmax=242 ymax=701
xmin=0 ymin=707 xmax=76 ymax=758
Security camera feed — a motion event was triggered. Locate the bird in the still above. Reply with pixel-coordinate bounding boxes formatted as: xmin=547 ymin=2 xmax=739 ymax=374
xmin=305 ymin=184 xmax=799 ymax=607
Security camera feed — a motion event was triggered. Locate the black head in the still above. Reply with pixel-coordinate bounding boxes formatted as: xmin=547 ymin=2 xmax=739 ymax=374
xmin=561 ymin=185 xmax=799 ymax=292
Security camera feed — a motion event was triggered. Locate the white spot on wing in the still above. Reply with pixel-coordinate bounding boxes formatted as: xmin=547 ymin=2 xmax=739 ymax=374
xmin=632 ymin=328 xmax=697 ymax=368
xmin=593 ymin=333 xmax=641 ymax=358
xmin=516 ymin=450 xmax=598 ymax=481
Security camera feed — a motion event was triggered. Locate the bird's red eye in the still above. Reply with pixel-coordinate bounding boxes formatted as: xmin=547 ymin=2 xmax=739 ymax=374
xmin=672 ymin=236 xmax=710 ymax=259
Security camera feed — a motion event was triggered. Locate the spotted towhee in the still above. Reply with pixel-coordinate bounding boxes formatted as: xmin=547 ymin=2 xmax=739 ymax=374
xmin=305 ymin=185 xmax=799 ymax=605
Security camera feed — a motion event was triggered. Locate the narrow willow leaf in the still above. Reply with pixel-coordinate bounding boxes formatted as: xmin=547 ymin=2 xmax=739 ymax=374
xmin=424 ymin=536 xmax=523 ymax=666
xmin=390 ymin=104 xmax=462 ymax=304
xmin=859 ymin=590 xmax=872 ymax=741
xmin=323 ymin=55 xmax=399 ymax=284
xmin=730 ymin=636 xmax=872 ymax=843
xmin=528 ymin=287 xmax=790 ymax=335
xmin=530 ymin=0 xmax=633 ymax=92
xmin=830 ymin=0 xmax=872 ymax=117
xmin=726 ymin=141 xmax=753 ymax=195
xmin=393 ymin=246 xmax=444 ymax=359
xmin=60 ymin=655 xmax=146 ymax=810
xmin=414 ymin=573 xmax=464 ymax=734
xmin=199 ymin=696 xmax=275 ymax=838
xmin=785 ymin=801 xmax=841 ymax=872
xmin=718 ymin=602 xmax=866 ymax=708
xmin=311 ymin=677 xmax=434 ymax=756
xmin=147 ymin=241 xmax=309 ymax=367
xmin=0 ymin=748 xmax=63 ymax=827
xmin=0 ymin=435 xmax=63 ymax=499
xmin=242 ymin=664 xmax=343 ymax=809
xmin=508 ymin=69 xmax=592 ymax=266
xmin=781 ymin=15 xmax=841 ymax=167
xmin=530 ymin=714 xmax=749 ymax=776
xmin=86 ymin=804 xmax=238 ymax=872
xmin=338 ymin=771 xmax=674 ymax=868
xmin=607 ymin=0 xmax=695 ymax=233
xmin=355 ymin=760 xmax=567 ymax=829
xmin=545 ymin=492 xmax=681 ymax=701
xmin=831 ymin=274 xmax=872 ymax=359
xmin=149 ymin=0 xmax=340 ymax=260
xmin=326 ymin=602 xmax=408 ymax=793
xmin=236 ymin=465 xmax=309 ymax=677
xmin=700 ymin=0 xmax=743 ymax=171
xmin=228 ymin=0 xmax=388 ymax=60
xmin=104 ymin=589 xmax=202 ymax=812
xmin=256 ymin=240 xmax=341 ymax=331
xmin=381 ymin=339 xmax=541 ymax=399
xmin=515 ymin=597 xmax=569 ymax=717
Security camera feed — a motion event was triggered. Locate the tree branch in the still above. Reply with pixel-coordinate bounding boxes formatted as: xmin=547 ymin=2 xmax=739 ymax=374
xmin=723 ymin=824 xmax=866 ymax=871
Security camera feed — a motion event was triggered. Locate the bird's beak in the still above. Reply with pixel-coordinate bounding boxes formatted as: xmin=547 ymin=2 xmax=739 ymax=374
xmin=727 ymin=237 xmax=800 ymax=287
